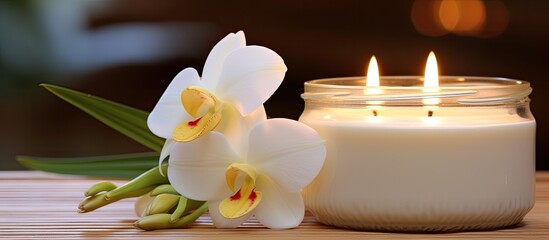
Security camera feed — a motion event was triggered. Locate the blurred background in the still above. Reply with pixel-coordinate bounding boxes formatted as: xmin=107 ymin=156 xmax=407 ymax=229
xmin=1 ymin=0 xmax=548 ymax=170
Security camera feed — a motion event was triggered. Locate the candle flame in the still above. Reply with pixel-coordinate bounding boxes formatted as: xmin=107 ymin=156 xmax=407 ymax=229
xmin=366 ymin=56 xmax=381 ymax=95
xmin=423 ymin=51 xmax=440 ymax=105
xmin=366 ymin=56 xmax=380 ymax=88
xmin=424 ymin=51 xmax=439 ymax=88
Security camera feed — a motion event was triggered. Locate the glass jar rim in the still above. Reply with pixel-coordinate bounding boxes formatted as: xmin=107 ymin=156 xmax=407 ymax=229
xmin=302 ymin=76 xmax=532 ymax=106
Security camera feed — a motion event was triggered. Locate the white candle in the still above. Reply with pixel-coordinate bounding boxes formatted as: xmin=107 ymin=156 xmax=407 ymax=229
xmin=299 ymin=58 xmax=535 ymax=232
xmin=300 ymin=109 xmax=534 ymax=231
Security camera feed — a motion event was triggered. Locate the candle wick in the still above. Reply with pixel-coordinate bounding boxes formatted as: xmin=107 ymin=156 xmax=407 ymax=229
xmin=372 ymin=110 xmax=378 ymax=117
xmin=428 ymin=110 xmax=434 ymax=117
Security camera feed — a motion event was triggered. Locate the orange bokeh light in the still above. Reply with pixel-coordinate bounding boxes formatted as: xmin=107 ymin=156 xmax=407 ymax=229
xmin=412 ymin=0 xmax=507 ymax=38
xmin=412 ymin=0 xmax=449 ymax=36
xmin=438 ymin=0 xmax=460 ymax=32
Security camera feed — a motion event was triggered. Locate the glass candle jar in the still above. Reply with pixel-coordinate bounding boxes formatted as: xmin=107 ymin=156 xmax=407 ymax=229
xmin=299 ymin=76 xmax=535 ymax=232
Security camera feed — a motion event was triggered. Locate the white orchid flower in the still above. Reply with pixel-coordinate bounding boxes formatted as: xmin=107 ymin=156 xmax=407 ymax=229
xmin=147 ymin=31 xmax=287 ymax=162
xmin=167 ymin=119 xmax=326 ymax=229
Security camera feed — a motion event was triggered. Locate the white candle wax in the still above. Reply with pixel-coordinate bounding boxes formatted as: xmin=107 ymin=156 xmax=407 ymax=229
xmin=300 ymin=107 xmax=535 ymax=231
xmin=299 ymin=77 xmax=536 ymax=232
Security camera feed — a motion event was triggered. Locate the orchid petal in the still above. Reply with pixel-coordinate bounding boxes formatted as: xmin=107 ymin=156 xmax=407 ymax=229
xmin=208 ymin=200 xmax=251 ymax=228
xmin=254 ymin=175 xmax=304 ymax=229
xmin=215 ymin=46 xmax=287 ymax=116
xmin=168 ymin=132 xmax=239 ymax=201
xmin=201 ymin=31 xmax=246 ymax=90
xmin=158 ymin=139 xmax=175 ymax=173
xmin=147 ymin=68 xmax=203 ymax=139
xmin=215 ymin=105 xmax=267 ymax=155
xmin=248 ymin=119 xmax=326 ymax=192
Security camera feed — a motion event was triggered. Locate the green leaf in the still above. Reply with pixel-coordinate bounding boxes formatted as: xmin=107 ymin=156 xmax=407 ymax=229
xmin=41 ymin=84 xmax=164 ymax=152
xmin=17 ymin=152 xmax=159 ymax=179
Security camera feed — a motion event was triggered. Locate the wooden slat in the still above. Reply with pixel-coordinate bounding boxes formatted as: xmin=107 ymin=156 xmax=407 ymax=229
xmin=1 ymin=171 xmax=548 ymax=239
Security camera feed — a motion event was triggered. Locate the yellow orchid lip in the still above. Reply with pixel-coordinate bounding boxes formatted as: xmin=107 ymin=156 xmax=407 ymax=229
xmin=225 ymin=163 xmax=257 ymax=192
xmin=219 ymin=163 xmax=262 ymax=219
xmin=172 ymin=87 xmax=223 ymax=142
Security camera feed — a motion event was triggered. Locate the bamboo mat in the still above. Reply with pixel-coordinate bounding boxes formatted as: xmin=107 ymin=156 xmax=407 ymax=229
xmin=1 ymin=171 xmax=548 ymax=239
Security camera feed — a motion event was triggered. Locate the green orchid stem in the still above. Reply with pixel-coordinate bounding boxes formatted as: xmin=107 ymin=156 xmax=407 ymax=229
xmin=170 ymin=197 xmax=205 ymax=223
xmin=85 ymin=182 xmax=118 ymax=197
xmin=135 ymin=202 xmax=208 ymax=231
xmin=150 ymin=184 xmax=179 ymax=196
xmin=79 ymin=186 xmax=156 ymax=212
xmin=105 ymin=165 xmax=169 ymax=199
xmin=79 ymin=165 xmax=169 ymax=213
